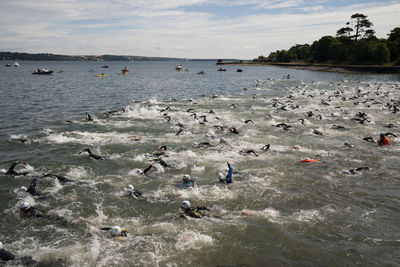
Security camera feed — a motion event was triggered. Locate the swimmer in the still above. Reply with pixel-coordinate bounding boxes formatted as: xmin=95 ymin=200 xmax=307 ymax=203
xmin=85 ymin=112 xmax=93 ymax=121
xmin=275 ymin=123 xmax=291 ymax=131
xmin=343 ymin=166 xmax=371 ymax=175
xmin=0 ymin=241 xmax=15 ymax=261
xmin=182 ymin=175 xmax=195 ymax=187
xmin=229 ymin=127 xmax=239 ymax=134
xmin=3 ymin=161 xmax=29 ymax=176
xmin=239 ymin=149 xmax=259 ymax=157
xmin=332 ymin=125 xmax=346 ymax=130
xmin=78 ymin=148 xmax=104 ymax=160
xmin=199 ymin=115 xmax=208 ymax=122
xmin=41 ymin=173 xmax=73 ymax=183
xmin=218 ymin=162 xmax=233 ymax=184
xmin=244 ymin=120 xmax=254 ymax=124
xmin=313 ymin=129 xmax=323 ymax=136
xmin=143 ymin=164 xmax=154 ymax=175
xmin=180 ymin=200 xmax=209 ymax=218
xmin=214 ymin=125 xmax=225 ymax=131
xmin=261 ymin=144 xmax=270 ymax=151
xmin=19 ymin=202 xmax=46 ymax=218
xmin=190 ymin=113 xmax=197 ymax=119
xmin=157 ymin=145 xmax=169 ymax=151
xmin=195 ymin=142 xmax=214 ymax=148
xmin=26 ymin=178 xmax=40 ymax=196
xmin=100 ymin=226 xmax=128 ymax=237
xmin=154 ymin=158 xmax=172 ymax=168
xmin=378 ymin=133 xmax=390 ymax=146
xmin=344 ymin=141 xmax=354 ymax=147
xmin=125 ymin=185 xmax=143 ymax=199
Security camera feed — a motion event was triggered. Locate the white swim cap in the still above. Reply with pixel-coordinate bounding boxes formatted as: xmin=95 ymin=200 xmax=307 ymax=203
xmin=181 ymin=200 xmax=191 ymax=209
xmin=19 ymin=186 xmax=27 ymax=192
xmin=20 ymin=202 xmax=29 ymax=209
xmin=218 ymin=173 xmax=224 ymax=180
xmin=127 ymin=184 xmax=134 ymax=191
xmin=110 ymin=226 xmax=121 ymax=237
xmin=0 ymin=241 xmax=3 ymax=249
xmin=183 ymin=175 xmax=191 ymax=182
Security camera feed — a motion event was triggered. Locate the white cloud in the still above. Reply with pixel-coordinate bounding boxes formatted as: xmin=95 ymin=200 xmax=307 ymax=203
xmin=0 ymin=1 xmax=399 ymax=58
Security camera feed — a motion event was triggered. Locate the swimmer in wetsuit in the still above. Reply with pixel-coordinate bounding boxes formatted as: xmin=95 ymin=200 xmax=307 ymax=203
xmin=78 ymin=148 xmax=104 ymax=160
xmin=19 ymin=202 xmax=46 ymax=218
xmin=0 ymin=241 xmax=15 ymax=261
xmin=3 ymin=161 xmax=28 ymax=176
xmin=218 ymin=162 xmax=233 ymax=184
xmin=41 ymin=173 xmax=73 ymax=183
xmin=125 ymin=184 xmax=143 ymax=199
xmin=180 ymin=200 xmax=209 ymax=218
xmin=182 ymin=175 xmax=195 ymax=187
xmin=26 ymin=178 xmax=40 ymax=196
xmin=100 ymin=226 xmax=128 ymax=237
xmin=85 ymin=112 xmax=93 ymax=121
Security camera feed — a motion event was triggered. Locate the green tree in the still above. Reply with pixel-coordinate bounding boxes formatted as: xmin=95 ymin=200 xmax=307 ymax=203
xmin=387 ymin=27 xmax=400 ymax=61
xmin=337 ymin=13 xmax=374 ymax=41
xmin=373 ymin=43 xmax=390 ymax=64
xmin=310 ymin=36 xmax=342 ymax=62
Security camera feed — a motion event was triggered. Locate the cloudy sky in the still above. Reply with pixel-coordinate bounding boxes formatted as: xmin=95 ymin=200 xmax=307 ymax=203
xmin=0 ymin=0 xmax=399 ymax=59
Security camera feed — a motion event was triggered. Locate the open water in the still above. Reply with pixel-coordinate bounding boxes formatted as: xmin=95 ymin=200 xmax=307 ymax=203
xmin=0 ymin=61 xmax=400 ymax=266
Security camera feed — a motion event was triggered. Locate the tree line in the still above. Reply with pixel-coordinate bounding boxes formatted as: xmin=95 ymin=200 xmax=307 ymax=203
xmin=254 ymin=14 xmax=400 ymax=65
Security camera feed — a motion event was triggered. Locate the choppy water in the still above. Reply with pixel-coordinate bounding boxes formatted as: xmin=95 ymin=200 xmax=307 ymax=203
xmin=1 ymin=61 xmax=400 ymax=266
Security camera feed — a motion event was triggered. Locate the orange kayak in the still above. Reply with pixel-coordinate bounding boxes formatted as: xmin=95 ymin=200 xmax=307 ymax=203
xmin=301 ymin=159 xmax=321 ymax=163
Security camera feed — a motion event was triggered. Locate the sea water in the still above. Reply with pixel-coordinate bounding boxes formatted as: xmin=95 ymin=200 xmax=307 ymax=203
xmin=0 ymin=61 xmax=400 ymax=266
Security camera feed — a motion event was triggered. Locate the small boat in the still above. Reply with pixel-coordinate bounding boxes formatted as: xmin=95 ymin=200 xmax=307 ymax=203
xmin=197 ymin=71 xmax=205 ymax=74
xmin=14 ymin=61 xmax=20 ymax=67
xmin=5 ymin=63 xmax=11 ymax=67
xmin=32 ymin=68 xmax=53 ymax=75
xmin=217 ymin=68 xmax=226 ymax=71
xmin=102 ymin=65 xmax=109 ymax=68
xmin=236 ymin=69 xmax=243 ymax=72
xmin=118 ymin=72 xmax=128 ymax=75
xmin=175 ymin=64 xmax=182 ymax=71
xmin=96 ymin=73 xmax=106 ymax=77
xmin=121 ymin=66 xmax=129 ymax=72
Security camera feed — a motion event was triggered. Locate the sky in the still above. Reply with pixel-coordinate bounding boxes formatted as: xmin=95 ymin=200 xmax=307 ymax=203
xmin=0 ymin=0 xmax=399 ymax=59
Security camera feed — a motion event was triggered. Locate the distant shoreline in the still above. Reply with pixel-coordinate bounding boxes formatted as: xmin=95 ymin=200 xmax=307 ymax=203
xmin=217 ymin=62 xmax=400 ymax=74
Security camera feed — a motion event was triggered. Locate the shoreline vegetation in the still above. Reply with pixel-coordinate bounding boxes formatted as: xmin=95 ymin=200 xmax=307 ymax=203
xmin=250 ymin=14 xmax=400 ymax=75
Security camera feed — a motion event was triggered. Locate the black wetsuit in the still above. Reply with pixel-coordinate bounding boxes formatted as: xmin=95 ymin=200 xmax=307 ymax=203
xmin=26 ymin=178 xmax=40 ymax=196
xmin=20 ymin=207 xmax=46 ymax=218
xmin=41 ymin=174 xmax=73 ymax=183
xmin=0 ymin=248 xmax=15 ymax=261
xmin=85 ymin=113 xmax=93 ymax=121
xmin=5 ymin=161 xmax=28 ymax=176
xmin=80 ymin=149 xmax=103 ymax=160
xmin=182 ymin=206 xmax=209 ymax=218
xmin=126 ymin=189 xmax=143 ymax=199
xmin=143 ymin=165 xmax=153 ymax=175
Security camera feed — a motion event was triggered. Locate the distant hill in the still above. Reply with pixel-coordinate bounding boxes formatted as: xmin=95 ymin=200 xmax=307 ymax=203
xmin=0 ymin=52 xmax=238 ymax=62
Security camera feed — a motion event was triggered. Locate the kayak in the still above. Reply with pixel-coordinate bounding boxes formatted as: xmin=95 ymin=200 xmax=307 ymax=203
xmin=32 ymin=69 xmax=53 ymax=75
xmin=300 ymin=159 xmax=321 ymax=163
xmin=96 ymin=74 xmax=106 ymax=77
xmin=217 ymin=68 xmax=226 ymax=71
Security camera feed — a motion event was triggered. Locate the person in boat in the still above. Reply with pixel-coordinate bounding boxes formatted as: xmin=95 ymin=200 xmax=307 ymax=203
xmin=125 ymin=184 xmax=143 ymax=199
xmin=85 ymin=112 xmax=93 ymax=121
xmin=182 ymin=175 xmax=195 ymax=187
xmin=37 ymin=68 xmax=41 ymax=73
xmin=100 ymin=226 xmax=128 ymax=237
xmin=78 ymin=148 xmax=104 ymax=160
xmin=3 ymin=161 xmax=29 ymax=176
xmin=218 ymin=162 xmax=233 ymax=184
xmin=180 ymin=200 xmax=209 ymax=218
xmin=0 ymin=241 xmax=15 ymax=262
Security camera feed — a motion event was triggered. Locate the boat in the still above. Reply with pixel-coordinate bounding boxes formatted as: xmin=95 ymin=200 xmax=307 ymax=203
xmin=236 ymin=69 xmax=243 ymax=72
xmin=32 ymin=68 xmax=53 ymax=75
xmin=175 ymin=64 xmax=182 ymax=71
xmin=121 ymin=66 xmax=129 ymax=73
xmin=217 ymin=68 xmax=226 ymax=71
xmin=102 ymin=64 xmax=109 ymax=68
xmin=197 ymin=71 xmax=205 ymax=74
xmin=96 ymin=73 xmax=106 ymax=77
xmin=118 ymin=72 xmax=128 ymax=75
xmin=14 ymin=61 xmax=20 ymax=67
xmin=5 ymin=63 xmax=11 ymax=67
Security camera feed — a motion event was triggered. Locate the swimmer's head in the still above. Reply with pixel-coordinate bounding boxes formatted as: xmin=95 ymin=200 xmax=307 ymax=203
xmin=0 ymin=241 xmax=3 ymax=249
xmin=110 ymin=226 xmax=121 ymax=237
xmin=380 ymin=133 xmax=385 ymax=137
xmin=19 ymin=186 xmax=27 ymax=192
xmin=181 ymin=200 xmax=191 ymax=210
xmin=218 ymin=173 xmax=224 ymax=181
xmin=20 ymin=202 xmax=29 ymax=210
xmin=127 ymin=184 xmax=134 ymax=191
xmin=182 ymin=175 xmax=191 ymax=183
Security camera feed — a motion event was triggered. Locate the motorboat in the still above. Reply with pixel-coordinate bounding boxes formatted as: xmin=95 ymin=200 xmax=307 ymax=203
xmin=102 ymin=64 xmax=109 ymax=68
xmin=5 ymin=63 xmax=11 ymax=67
xmin=32 ymin=68 xmax=53 ymax=75
xmin=236 ymin=69 xmax=243 ymax=72
xmin=175 ymin=64 xmax=182 ymax=71
xmin=217 ymin=68 xmax=226 ymax=71
xmin=14 ymin=61 xmax=20 ymax=67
